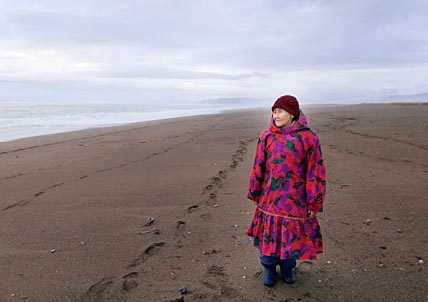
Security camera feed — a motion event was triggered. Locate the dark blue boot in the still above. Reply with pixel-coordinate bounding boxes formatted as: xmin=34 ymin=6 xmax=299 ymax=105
xmin=260 ymin=254 xmax=279 ymax=287
xmin=280 ymin=258 xmax=297 ymax=284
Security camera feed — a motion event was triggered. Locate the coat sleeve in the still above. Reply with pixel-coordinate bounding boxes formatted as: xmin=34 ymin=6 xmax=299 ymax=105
xmin=306 ymin=135 xmax=326 ymax=213
xmin=247 ymin=134 xmax=267 ymax=202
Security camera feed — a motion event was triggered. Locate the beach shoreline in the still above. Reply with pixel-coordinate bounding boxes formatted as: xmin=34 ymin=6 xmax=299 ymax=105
xmin=0 ymin=101 xmax=271 ymax=144
xmin=3 ymin=101 xmax=426 ymax=144
xmin=1 ymin=103 xmax=427 ymax=301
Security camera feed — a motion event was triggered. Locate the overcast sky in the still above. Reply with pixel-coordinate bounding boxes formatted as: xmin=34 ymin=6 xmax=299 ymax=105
xmin=1 ymin=0 xmax=427 ymax=105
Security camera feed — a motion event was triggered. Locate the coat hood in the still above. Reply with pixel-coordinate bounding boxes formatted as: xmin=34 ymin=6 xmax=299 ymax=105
xmin=269 ymin=110 xmax=310 ymax=134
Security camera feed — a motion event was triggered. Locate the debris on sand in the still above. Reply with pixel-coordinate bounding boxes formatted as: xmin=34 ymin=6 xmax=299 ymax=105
xmin=187 ymin=205 xmax=199 ymax=213
xmin=362 ymin=219 xmax=371 ymax=225
xmin=180 ymin=287 xmax=191 ymax=295
xmin=139 ymin=229 xmax=160 ymax=235
xmin=142 ymin=217 xmax=155 ymax=227
xmin=202 ymin=249 xmax=221 ymax=255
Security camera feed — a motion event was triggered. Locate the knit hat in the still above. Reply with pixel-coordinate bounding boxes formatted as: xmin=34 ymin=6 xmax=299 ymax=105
xmin=271 ymin=95 xmax=300 ymax=117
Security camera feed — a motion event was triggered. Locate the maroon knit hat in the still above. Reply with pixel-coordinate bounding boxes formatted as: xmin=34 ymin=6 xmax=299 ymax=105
xmin=271 ymin=95 xmax=300 ymax=117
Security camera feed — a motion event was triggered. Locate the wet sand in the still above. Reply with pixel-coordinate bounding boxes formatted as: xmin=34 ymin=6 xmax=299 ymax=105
xmin=0 ymin=104 xmax=427 ymax=301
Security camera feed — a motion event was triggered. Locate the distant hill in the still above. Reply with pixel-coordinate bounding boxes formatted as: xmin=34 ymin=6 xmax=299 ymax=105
xmin=376 ymin=92 xmax=428 ymax=102
xmin=200 ymin=94 xmax=428 ymax=107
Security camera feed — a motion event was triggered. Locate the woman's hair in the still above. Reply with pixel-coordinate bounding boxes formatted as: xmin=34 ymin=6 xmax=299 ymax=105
xmin=292 ymin=110 xmax=300 ymax=122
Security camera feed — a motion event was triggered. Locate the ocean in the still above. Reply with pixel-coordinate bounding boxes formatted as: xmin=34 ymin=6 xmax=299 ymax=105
xmin=0 ymin=102 xmax=252 ymax=143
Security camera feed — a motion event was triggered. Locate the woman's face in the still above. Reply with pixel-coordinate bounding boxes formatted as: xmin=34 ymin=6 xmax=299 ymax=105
xmin=272 ymin=108 xmax=294 ymax=128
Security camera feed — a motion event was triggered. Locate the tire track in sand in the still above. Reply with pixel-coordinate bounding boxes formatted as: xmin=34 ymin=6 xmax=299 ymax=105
xmin=2 ymin=123 xmax=219 ymax=211
xmin=2 ymin=182 xmax=65 ymax=211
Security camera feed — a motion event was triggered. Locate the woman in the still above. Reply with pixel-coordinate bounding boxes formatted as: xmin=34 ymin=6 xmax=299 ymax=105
xmin=246 ymin=95 xmax=326 ymax=287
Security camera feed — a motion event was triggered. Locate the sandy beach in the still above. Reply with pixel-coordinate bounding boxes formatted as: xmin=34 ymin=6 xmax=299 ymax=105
xmin=1 ymin=104 xmax=427 ymax=302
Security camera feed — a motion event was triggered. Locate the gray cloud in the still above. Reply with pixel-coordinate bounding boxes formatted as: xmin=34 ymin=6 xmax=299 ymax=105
xmin=0 ymin=0 xmax=428 ymax=104
xmin=99 ymin=67 xmax=270 ymax=80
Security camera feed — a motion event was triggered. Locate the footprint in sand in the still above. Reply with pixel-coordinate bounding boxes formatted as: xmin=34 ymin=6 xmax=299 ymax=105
xmin=219 ymin=171 xmax=227 ymax=179
xmin=200 ymin=265 xmax=239 ymax=299
xmin=126 ymin=241 xmax=165 ymax=269
xmin=201 ymin=184 xmax=214 ymax=195
xmin=83 ymin=277 xmax=115 ymax=301
xmin=230 ymin=161 xmax=238 ymax=168
xmin=212 ymin=176 xmax=221 ymax=183
xmin=122 ymin=272 xmax=139 ymax=292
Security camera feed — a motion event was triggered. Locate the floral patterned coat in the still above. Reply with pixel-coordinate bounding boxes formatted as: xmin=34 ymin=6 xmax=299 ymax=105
xmin=246 ymin=110 xmax=326 ymax=260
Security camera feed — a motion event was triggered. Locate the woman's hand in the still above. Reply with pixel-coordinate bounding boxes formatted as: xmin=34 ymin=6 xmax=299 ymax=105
xmin=308 ymin=210 xmax=316 ymax=217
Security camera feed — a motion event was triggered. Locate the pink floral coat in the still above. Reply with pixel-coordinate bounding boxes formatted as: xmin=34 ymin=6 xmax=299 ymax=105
xmin=246 ymin=111 xmax=326 ymax=260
